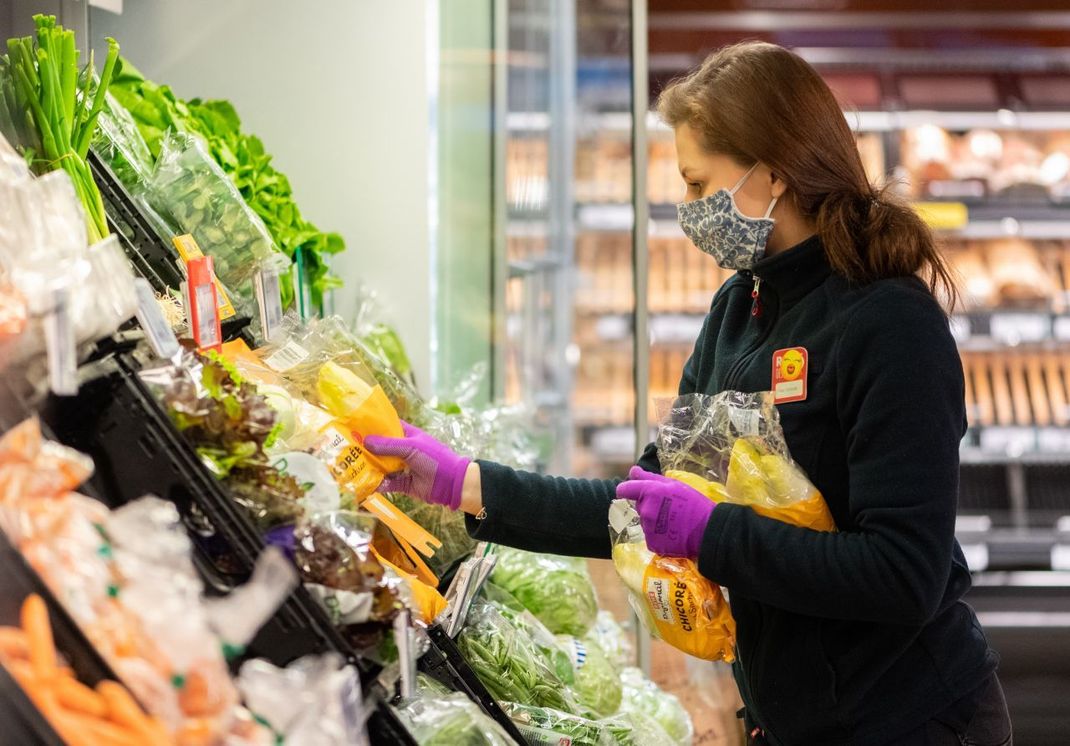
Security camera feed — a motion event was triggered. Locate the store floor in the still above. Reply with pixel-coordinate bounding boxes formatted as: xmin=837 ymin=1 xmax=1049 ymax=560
xmin=588 ymin=560 xmax=745 ymax=745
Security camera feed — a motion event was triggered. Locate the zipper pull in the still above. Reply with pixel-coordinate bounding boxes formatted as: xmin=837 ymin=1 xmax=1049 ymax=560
xmin=751 ymin=276 xmax=762 ymax=318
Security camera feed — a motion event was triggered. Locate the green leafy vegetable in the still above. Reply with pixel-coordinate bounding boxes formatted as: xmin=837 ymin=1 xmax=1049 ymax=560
xmin=160 ymin=353 xmax=305 ymax=527
xmin=556 ymin=634 xmax=623 ymax=718
xmin=395 ymin=692 xmax=514 ymax=746
xmin=457 ymin=600 xmax=577 ymax=713
xmin=489 ymin=546 xmax=599 ymax=636
xmin=106 ymin=58 xmax=343 ymax=307
xmin=0 ymin=15 xmax=119 ymax=243
xmin=618 ymin=667 xmax=694 ymax=746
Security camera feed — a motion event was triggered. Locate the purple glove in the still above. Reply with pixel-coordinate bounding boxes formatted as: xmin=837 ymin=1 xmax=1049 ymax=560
xmin=616 ymin=466 xmax=715 ymax=559
xmin=364 ymin=421 xmax=471 ymax=510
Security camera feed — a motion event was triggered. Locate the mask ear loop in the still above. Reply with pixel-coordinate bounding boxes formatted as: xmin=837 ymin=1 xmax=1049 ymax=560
xmin=728 ymin=163 xmax=760 ymax=195
xmin=763 ymin=195 xmax=779 ymax=219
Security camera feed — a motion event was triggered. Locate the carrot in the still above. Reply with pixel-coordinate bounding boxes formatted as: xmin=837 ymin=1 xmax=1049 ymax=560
xmin=20 ymin=594 xmax=57 ymax=678
xmin=0 ymin=627 xmax=30 ymax=661
xmin=55 ymin=676 xmax=108 ymax=718
xmin=97 ymin=679 xmax=160 ymax=741
xmin=59 ymin=710 xmax=145 ymax=746
xmin=176 ymin=718 xmax=216 ymax=746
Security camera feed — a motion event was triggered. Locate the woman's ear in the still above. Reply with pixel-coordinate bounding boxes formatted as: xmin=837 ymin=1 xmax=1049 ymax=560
xmin=769 ymin=170 xmax=788 ymax=199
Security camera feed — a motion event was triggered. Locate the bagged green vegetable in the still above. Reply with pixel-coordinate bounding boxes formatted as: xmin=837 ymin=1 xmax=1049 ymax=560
xmin=501 ymin=703 xmax=668 ymax=746
xmin=395 ymin=692 xmax=514 ymax=746
xmin=489 ymin=546 xmax=598 ymax=636
xmin=146 ymin=130 xmax=282 ymax=331
xmin=618 ymin=667 xmax=694 ymax=746
xmin=585 ymin=611 xmax=635 ymax=671
xmin=556 ymin=634 xmax=622 ymax=718
xmin=456 ymin=600 xmax=578 ymax=713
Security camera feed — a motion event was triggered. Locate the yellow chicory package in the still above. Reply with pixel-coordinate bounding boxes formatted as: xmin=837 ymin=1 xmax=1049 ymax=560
xmin=609 ymin=391 xmax=836 ymax=660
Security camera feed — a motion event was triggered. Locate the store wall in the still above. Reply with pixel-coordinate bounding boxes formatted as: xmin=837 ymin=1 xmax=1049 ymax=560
xmin=88 ymin=0 xmax=435 ymax=389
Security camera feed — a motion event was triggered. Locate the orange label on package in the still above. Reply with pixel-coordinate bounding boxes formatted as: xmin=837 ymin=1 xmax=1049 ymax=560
xmin=640 ymin=556 xmax=736 ymax=662
xmin=772 ymin=346 xmax=808 ymax=404
xmin=312 ymin=424 xmax=379 ymax=496
xmin=172 ymin=234 xmax=237 ymax=319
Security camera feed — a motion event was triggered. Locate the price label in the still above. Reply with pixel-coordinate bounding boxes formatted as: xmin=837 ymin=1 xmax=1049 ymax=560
xmin=912 ymin=201 xmax=969 ymax=230
xmin=172 ymin=234 xmax=236 ymax=319
xmin=990 ymin=313 xmax=1050 ymax=345
xmin=44 ymin=285 xmax=77 ymax=396
xmin=1054 ymin=316 xmax=1070 ymax=341
xmin=263 ymin=340 xmax=310 ymax=372
xmin=949 ymin=315 xmax=972 ymax=343
xmin=1037 ymin=427 xmax=1070 ymax=453
xmin=979 ymin=426 xmax=1036 ymax=455
xmin=255 ymin=267 xmax=284 ymax=342
xmin=133 ymin=278 xmax=179 ymax=360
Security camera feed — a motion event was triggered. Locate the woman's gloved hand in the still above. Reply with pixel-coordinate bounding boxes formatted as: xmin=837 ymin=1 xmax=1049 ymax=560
xmin=616 ymin=466 xmax=716 ymax=558
xmin=364 ymin=421 xmax=471 ymax=510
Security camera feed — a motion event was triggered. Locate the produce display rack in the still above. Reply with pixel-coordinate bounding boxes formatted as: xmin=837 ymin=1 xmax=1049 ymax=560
xmin=419 ymin=624 xmax=527 ymax=743
xmin=88 ymin=148 xmax=254 ymax=344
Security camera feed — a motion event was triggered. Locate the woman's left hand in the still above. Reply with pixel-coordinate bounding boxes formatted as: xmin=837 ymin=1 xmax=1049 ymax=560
xmin=616 ymin=466 xmax=716 ymax=559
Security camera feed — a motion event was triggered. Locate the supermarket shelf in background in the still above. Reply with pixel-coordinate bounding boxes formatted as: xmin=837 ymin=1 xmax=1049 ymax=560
xmin=508 ymin=110 xmax=1070 ymax=134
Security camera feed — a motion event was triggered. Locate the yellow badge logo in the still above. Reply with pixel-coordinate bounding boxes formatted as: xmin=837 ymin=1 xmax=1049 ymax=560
xmin=779 ymin=349 xmax=805 ymax=382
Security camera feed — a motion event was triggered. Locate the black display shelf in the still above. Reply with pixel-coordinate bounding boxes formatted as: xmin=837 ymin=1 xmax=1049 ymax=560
xmin=420 ymin=625 xmax=526 ymax=744
xmin=0 ymin=529 xmax=125 ymax=746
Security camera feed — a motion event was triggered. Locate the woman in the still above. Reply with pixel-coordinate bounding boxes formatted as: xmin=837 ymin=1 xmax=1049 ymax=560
xmin=367 ymin=42 xmax=1011 ymax=745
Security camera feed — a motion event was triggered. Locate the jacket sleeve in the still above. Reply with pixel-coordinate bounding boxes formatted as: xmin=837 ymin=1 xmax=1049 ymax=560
xmin=696 ymin=285 xmax=965 ymax=625
xmin=465 ymin=441 xmax=661 ymax=558
xmin=466 ymin=294 xmax=716 ymax=557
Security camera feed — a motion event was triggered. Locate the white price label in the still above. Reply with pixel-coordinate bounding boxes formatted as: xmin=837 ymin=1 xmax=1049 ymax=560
xmin=255 ymin=267 xmax=284 ymax=342
xmin=1054 ymin=316 xmax=1070 ymax=342
xmin=979 ymin=427 xmax=1036 ymax=455
xmin=990 ymin=313 xmax=1050 ymax=345
xmin=133 ymin=278 xmax=179 ymax=360
xmin=264 ymin=339 xmax=310 ymax=372
xmin=949 ymin=315 xmax=971 ymax=343
xmin=727 ymin=405 xmax=760 ymax=437
xmin=194 ymin=284 xmax=220 ymax=348
xmin=44 ymin=286 xmax=77 ymax=396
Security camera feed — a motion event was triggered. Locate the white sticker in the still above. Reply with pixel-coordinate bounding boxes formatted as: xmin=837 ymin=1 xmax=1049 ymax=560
xmin=990 ymin=313 xmax=1050 ymax=345
xmin=645 ymin=576 xmax=675 ymax=626
xmin=727 ymin=405 xmax=760 ymax=437
xmin=255 ymin=267 xmax=284 ymax=342
xmin=45 ymin=286 xmax=77 ymax=396
xmin=264 ymin=339 xmax=311 ymax=372
xmin=304 ymin=582 xmax=374 ymax=625
xmin=194 ymin=284 xmax=220 ymax=347
xmin=133 ymin=278 xmax=179 ymax=360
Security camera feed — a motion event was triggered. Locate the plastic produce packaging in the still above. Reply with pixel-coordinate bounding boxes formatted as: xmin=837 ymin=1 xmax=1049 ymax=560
xmin=456 ymin=599 xmax=578 ymax=713
xmin=610 ymin=391 xmax=836 ymax=660
xmin=0 ymin=417 xmax=290 ymax=744
xmin=293 ymin=510 xmax=401 ymax=649
xmin=618 ymin=667 xmax=694 ymax=746
xmin=238 ymin=653 xmax=369 ymax=746
xmin=395 ymin=692 xmax=514 ymax=746
xmin=555 ymin=634 xmax=622 ymax=718
xmin=584 ymin=610 xmax=635 ymax=671
xmin=502 ymin=702 xmax=670 ymax=746
xmin=489 ymin=546 xmax=598 ymax=636
xmin=145 ymin=130 xmax=280 ymax=325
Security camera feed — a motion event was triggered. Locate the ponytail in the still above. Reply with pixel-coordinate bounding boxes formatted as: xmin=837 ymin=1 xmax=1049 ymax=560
xmin=816 ymin=186 xmax=959 ymax=311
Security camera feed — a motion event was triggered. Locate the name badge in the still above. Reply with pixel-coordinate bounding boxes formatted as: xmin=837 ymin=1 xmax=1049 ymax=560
xmin=772 ymin=347 xmax=808 ymax=404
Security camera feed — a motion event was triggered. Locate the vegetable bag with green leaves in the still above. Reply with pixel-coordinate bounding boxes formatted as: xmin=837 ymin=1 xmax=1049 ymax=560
xmin=489 ymin=546 xmax=599 ymax=636
xmin=0 ymin=15 xmax=119 ymax=244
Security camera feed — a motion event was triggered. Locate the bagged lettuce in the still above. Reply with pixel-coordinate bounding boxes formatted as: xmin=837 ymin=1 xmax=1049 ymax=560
xmin=395 ymin=692 xmax=514 ymax=746
xmin=585 ymin=610 xmax=634 ymax=670
xmin=618 ymin=667 xmax=694 ymax=746
xmin=556 ymin=634 xmax=622 ymax=718
xmin=489 ymin=546 xmax=598 ymax=636
xmin=502 ymin=703 xmax=671 ymax=746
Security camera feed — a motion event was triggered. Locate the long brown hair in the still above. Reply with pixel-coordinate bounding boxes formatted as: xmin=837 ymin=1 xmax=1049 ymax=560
xmin=657 ymin=41 xmax=957 ymax=307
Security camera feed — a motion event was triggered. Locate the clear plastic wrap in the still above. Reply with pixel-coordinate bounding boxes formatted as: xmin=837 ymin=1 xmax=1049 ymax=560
xmin=618 ymin=667 xmax=694 ymax=746
xmin=395 ymin=692 xmax=514 ymax=746
xmin=584 ymin=610 xmax=635 ymax=671
xmin=456 ymin=599 xmax=578 ymax=713
xmin=555 ymin=634 xmax=622 ymax=718
xmin=610 ymin=391 xmax=837 ymax=661
xmin=0 ymin=418 xmax=288 ymax=744
xmin=501 ymin=703 xmax=667 ymax=746
xmin=488 ymin=546 xmax=598 ymax=637
xmin=145 ymin=131 xmax=279 ymax=324
xmin=293 ymin=511 xmax=401 ymax=649
xmin=238 ymin=653 xmax=369 ymax=746
xmin=93 ymin=90 xmax=156 ymax=187
xmin=655 ymin=392 xmax=836 ymax=530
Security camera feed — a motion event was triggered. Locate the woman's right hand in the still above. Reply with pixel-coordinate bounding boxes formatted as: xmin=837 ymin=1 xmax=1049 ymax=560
xmin=364 ymin=421 xmax=472 ymax=510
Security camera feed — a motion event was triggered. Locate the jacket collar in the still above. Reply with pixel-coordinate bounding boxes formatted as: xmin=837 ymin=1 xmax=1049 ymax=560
xmin=747 ymin=233 xmax=831 ymax=308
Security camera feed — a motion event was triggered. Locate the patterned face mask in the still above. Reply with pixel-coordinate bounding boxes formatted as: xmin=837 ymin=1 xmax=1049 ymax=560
xmin=676 ymin=163 xmax=779 ymax=271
